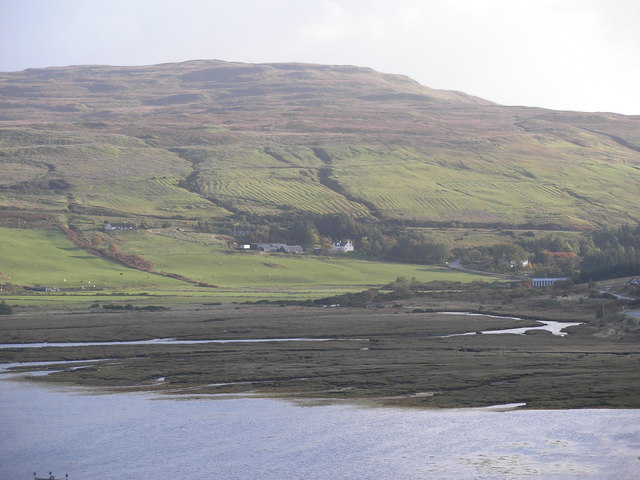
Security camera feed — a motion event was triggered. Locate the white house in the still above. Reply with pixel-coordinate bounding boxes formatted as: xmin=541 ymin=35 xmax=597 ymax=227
xmin=332 ymin=240 xmax=354 ymax=253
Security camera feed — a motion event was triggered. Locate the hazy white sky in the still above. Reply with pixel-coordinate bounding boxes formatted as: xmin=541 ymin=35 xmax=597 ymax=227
xmin=1 ymin=0 xmax=639 ymax=114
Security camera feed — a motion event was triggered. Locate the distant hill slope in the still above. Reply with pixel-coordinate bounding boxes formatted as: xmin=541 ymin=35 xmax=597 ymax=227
xmin=1 ymin=59 xmax=639 ymax=229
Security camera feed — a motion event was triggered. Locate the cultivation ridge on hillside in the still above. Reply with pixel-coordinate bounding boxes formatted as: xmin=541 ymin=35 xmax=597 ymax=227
xmin=1 ymin=59 xmax=639 ymax=229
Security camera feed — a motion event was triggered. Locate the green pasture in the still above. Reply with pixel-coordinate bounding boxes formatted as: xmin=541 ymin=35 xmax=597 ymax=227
xmin=196 ymin=167 xmax=368 ymax=216
xmin=176 ymin=141 xmax=640 ymax=226
xmin=181 ymin=143 xmax=367 ymax=217
xmin=0 ymin=286 xmax=361 ymax=307
xmin=0 ymin=227 xmax=186 ymax=290
xmin=0 ymin=191 xmax=68 ymax=214
xmin=2 ymin=139 xmax=190 ymax=181
xmin=321 ymin=144 xmax=640 ymax=226
xmin=120 ymin=228 xmax=495 ymax=288
xmin=176 ymin=145 xmax=324 ymax=170
xmin=73 ymin=177 xmax=230 ymax=219
xmin=3 ymin=127 xmax=640 ymax=228
xmin=0 ymin=227 xmax=495 ymax=306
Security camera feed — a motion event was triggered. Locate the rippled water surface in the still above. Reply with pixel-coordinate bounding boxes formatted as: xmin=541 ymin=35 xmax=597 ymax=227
xmin=1 ymin=368 xmax=638 ymax=480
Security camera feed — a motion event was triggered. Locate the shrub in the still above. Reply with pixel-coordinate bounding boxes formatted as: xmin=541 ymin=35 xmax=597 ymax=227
xmin=0 ymin=301 xmax=12 ymax=315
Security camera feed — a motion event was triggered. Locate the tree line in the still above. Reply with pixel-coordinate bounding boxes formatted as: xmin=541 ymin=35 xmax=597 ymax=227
xmin=454 ymin=224 xmax=640 ymax=281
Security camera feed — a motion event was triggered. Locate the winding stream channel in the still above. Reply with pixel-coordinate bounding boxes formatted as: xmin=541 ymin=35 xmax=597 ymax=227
xmin=0 ymin=337 xmax=363 ymax=349
xmin=439 ymin=312 xmax=582 ymax=337
xmin=0 ymin=313 xmax=582 ymax=349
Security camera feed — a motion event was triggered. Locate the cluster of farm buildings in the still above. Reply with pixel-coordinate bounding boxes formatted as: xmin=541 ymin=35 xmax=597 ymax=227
xmin=239 ymin=240 xmax=354 ymax=254
xmin=103 ymin=222 xmax=354 ymax=254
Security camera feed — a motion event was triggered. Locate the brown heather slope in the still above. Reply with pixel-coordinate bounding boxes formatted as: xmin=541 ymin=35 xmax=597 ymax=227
xmin=1 ymin=59 xmax=639 ymax=228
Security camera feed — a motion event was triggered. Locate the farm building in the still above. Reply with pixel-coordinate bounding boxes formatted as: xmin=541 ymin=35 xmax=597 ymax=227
xmin=250 ymin=243 xmax=285 ymax=252
xmin=279 ymin=245 xmax=304 ymax=254
xmin=332 ymin=240 xmax=354 ymax=253
xmin=530 ymin=277 xmax=567 ymax=287
xmin=250 ymin=243 xmax=303 ymax=253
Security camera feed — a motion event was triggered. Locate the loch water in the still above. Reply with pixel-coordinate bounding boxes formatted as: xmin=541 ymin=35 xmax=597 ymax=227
xmin=1 ymin=366 xmax=639 ymax=480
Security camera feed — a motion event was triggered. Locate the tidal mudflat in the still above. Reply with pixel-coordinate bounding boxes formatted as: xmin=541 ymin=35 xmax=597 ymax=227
xmin=1 ymin=303 xmax=639 ymax=408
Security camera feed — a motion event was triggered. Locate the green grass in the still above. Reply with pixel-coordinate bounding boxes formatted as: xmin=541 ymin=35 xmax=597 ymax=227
xmin=0 ymin=227 xmax=495 ymax=306
xmin=177 ymin=145 xmax=368 ymax=216
xmin=0 ymin=227 xmax=187 ymax=290
xmin=196 ymin=167 xmax=368 ymax=216
xmin=322 ymin=145 xmax=640 ymax=227
xmin=3 ymin=139 xmax=190 ymax=180
xmin=175 ymin=140 xmax=640 ymax=226
xmin=0 ymin=191 xmax=68 ymax=212
xmin=0 ymin=288 xmax=359 ymax=306
xmin=120 ymin=228 xmax=494 ymax=288
xmin=73 ymin=177 xmax=230 ymax=218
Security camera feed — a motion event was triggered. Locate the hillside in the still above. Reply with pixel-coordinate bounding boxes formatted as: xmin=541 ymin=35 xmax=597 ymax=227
xmin=1 ymin=59 xmax=640 ymax=230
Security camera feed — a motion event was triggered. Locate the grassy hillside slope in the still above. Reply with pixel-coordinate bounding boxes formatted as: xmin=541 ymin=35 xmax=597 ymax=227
xmin=1 ymin=60 xmax=639 ymax=229
xmin=0 ymin=227 xmax=183 ymax=289
xmin=118 ymin=228 xmax=492 ymax=286
xmin=0 ymin=227 xmax=494 ymax=305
